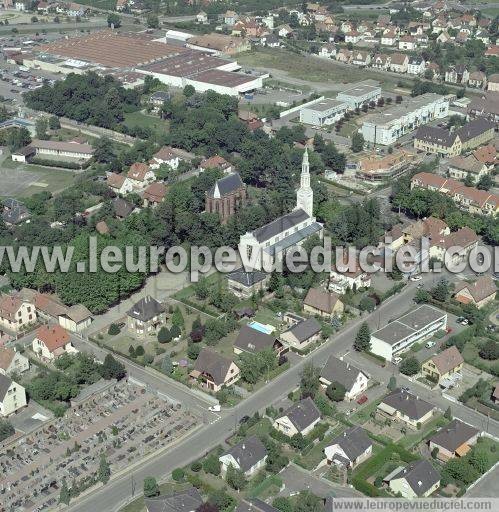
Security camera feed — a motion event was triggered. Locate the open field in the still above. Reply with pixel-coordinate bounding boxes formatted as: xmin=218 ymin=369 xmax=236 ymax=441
xmin=0 ymin=155 xmax=78 ymax=197
xmin=75 ymin=0 xmax=117 ymax=9
xmin=123 ymin=111 xmax=170 ymax=136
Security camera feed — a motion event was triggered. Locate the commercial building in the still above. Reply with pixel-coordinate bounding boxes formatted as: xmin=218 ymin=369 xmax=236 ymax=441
xmin=336 ymin=81 xmax=381 ymax=110
xmin=299 ymin=98 xmax=348 ymax=126
xmin=360 ymin=93 xmax=449 ymax=146
xmin=370 ymin=305 xmax=447 ymax=361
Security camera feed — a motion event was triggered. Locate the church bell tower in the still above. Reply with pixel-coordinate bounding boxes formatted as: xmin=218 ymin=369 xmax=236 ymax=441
xmin=295 ymin=148 xmax=314 ymax=217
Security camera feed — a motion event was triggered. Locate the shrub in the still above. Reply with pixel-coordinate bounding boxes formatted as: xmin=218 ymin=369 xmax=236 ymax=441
xmin=172 ymin=468 xmax=185 ymax=482
xmin=190 ymin=461 xmax=202 ymax=472
xmin=135 ymin=345 xmax=145 ymax=357
xmin=158 ymin=327 xmax=172 ymax=344
xmin=108 ymin=323 xmax=120 ymax=335
xmin=143 ymin=354 xmax=154 ymax=365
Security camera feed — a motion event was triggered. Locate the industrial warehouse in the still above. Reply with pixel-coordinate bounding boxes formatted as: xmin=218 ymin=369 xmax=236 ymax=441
xmin=22 ymin=31 xmax=266 ymax=96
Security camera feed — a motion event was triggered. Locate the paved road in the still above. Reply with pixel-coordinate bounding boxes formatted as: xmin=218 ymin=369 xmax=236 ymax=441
xmin=66 ymin=268 xmax=499 ymax=512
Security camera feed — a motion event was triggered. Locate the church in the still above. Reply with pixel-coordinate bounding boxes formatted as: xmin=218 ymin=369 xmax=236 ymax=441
xmin=238 ymin=149 xmax=324 ymax=271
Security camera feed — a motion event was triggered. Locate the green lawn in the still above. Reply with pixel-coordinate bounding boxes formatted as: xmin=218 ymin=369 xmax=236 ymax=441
xmin=350 ymin=396 xmax=384 ymax=425
xmin=122 ymin=111 xmax=170 ymax=136
xmin=296 ymin=422 xmax=344 ymax=469
xmin=72 ymin=0 xmax=117 ymax=9
xmin=399 ymin=414 xmax=448 ymax=449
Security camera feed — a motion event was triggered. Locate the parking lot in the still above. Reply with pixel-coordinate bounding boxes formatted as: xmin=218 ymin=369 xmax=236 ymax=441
xmin=1 ymin=381 xmax=198 ymax=512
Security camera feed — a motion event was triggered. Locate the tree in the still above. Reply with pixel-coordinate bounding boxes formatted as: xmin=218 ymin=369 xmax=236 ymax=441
xmin=226 ymin=464 xmax=247 ymax=490
xmin=295 ymin=491 xmax=323 ymax=512
xmin=59 ymin=478 xmax=71 ymax=505
xmin=158 ymin=326 xmax=172 ymax=343
xmin=0 ymin=419 xmax=14 ymax=442
xmin=464 ymin=174 xmax=475 ymax=187
xmin=359 ymin=296 xmax=376 ymax=312
xmin=387 ymin=375 xmax=397 ymax=391
xmin=326 ymin=381 xmax=346 ymax=402
xmin=444 ymin=406 xmax=452 ymax=420
xmin=273 ymin=497 xmax=293 ymax=512
xmin=431 ymin=279 xmax=451 ymax=302
xmin=108 ymin=323 xmax=120 ymax=335
xmin=354 ymin=323 xmax=371 ymax=352
xmin=107 ymin=13 xmax=121 ymax=28
xmin=188 ymin=343 xmax=201 ymax=360
xmin=128 ymin=345 xmax=136 ymax=358
xmin=98 ymin=454 xmax=111 ymax=484
xmin=35 ymin=117 xmax=49 ymax=140
xmin=172 ymin=468 xmax=185 ymax=482
xmin=414 ymin=288 xmax=431 ymax=304
xmin=49 ymin=115 xmax=61 ymax=130
xmin=202 ymin=454 xmax=221 ymax=476
xmin=183 ymin=84 xmax=195 ymax=97
xmin=194 ymin=276 xmax=210 ymax=300
xmin=135 ymin=345 xmax=145 ymax=357
xmin=351 ymin=132 xmax=364 ymax=153
xmin=171 ymin=307 xmax=185 ymax=330
xmin=477 ymin=174 xmax=493 ymax=191
xmin=170 ymin=324 xmax=181 ymax=339
xmin=161 ymin=354 xmax=173 ymax=375
xmin=143 ymin=476 xmax=159 ymax=497
xmin=431 ymin=447 xmax=439 ymax=459
xmin=100 ymin=354 xmax=126 ymax=380
xmin=399 ymin=356 xmax=420 ymax=376
xmin=479 ymin=340 xmax=499 ymax=361
xmin=146 ymin=13 xmax=160 ymax=29
xmin=92 ymin=137 xmax=115 ymax=163
xmin=300 ymin=363 xmax=320 ymax=398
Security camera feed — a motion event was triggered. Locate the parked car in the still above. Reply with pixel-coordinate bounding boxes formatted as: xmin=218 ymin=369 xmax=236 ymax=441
xmin=393 ymin=356 xmax=402 ymax=365
xmin=425 ymin=340 xmax=436 ymax=349
xmin=356 ymin=394 xmax=368 ymax=405
xmin=409 ymin=274 xmax=422 ymax=281
xmin=239 ymin=415 xmax=250 ymax=424
xmin=208 ymin=404 xmax=221 ymax=412
xmin=456 ymin=317 xmax=469 ymax=326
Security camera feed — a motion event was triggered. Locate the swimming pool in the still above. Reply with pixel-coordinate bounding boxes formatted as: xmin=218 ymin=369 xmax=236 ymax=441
xmin=247 ymin=321 xmax=275 ymax=335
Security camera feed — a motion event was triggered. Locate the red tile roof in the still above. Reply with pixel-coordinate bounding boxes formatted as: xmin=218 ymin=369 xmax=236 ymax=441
xmin=35 ymin=324 xmax=70 ymax=353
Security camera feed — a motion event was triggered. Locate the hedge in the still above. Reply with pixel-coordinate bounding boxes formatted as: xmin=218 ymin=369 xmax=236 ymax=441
xmin=29 ymin=157 xmax=90 ymax=169
xmin=380 ymin=282 xmax=406 ymax=302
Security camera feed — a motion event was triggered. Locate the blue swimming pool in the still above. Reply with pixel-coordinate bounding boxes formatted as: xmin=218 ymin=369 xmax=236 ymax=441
xmin=247 ymin=321 xmax=274 ymax=335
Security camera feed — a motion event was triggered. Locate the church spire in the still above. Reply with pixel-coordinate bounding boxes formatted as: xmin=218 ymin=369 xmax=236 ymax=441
xmin=296 ymin=148 xmax=314 ymax=217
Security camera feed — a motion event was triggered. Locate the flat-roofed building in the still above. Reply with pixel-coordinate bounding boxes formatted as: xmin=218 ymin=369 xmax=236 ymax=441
xmin=337 ymin=81 xmax=381 ymax=110
xmin=299 ymin=98 xmax=348 ymax=126
xmin=370 ymin=305 xmax=447 ymax=361
xmin=361 ymin=93 xmax=449 ymax=146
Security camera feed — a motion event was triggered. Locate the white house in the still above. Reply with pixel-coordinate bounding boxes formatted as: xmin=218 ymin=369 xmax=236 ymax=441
xmin=388 ymin=460 xmax=440 ymax=498
xmin=407 ymin=56 xmax=425 ymax=75
xmin=107 ymin=172 xmax=134 ymax=195
xmin=0 ymin=347 xmax=29 ymax=377
xmin=0 ymin=294 xmax=36 ymax=333
xmin=127 ymin=163 xmax=156 ymax=190
xmin=219 ymin=436 xmax=267 ymax=476
xmin=320 ymin=355 xmax=369 ymax=401
xmin=32 ymin=324 xmax=77 ymax=362
xmin=0 ymin=374 xmax=27 ymax=417
xmin=273 ymin=397 xmax=321 ymax=436
xmin=149 ymin=146 xmax=180 ymax=170
xmin=324 ymin=426 xmax=372 ymax=468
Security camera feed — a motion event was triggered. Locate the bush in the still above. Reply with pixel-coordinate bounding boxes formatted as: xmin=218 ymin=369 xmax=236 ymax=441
xmin=158 ymin=326 xmax=172 ymax=344
xmin=135 ymin=345 xmax=145 ymax=357
xmin=190 ymin=461 xmax=202 ymax=472
xmin=172 ymin=468 xmax=185 ymax=482
xmin=143 ymin=353 xmax=154 ymax=365
xmin=170 ymin=324 xmax=181 ymax=339
xmin=108 ymin=323 xmax=120 ymax=335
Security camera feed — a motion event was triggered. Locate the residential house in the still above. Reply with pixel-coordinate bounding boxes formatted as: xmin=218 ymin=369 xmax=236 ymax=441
xmin=407 ymin=56 xmax=425 ymax=75
xmin=488 ymin=74 xmax=499 ymax=92
xmin=303 ymin=288 xmax=344 ymax=319
xmin=448 ymin=155 xmax=489 ymax=183
xmin=453 ymin=276 xmax=497 ymax=309
xmin=196 ymin=11 xmax=208 ymax=24
xmin=399 ymin=35 xmax=417 ymax=51
xmin=191 ymin=348 xmax=240 ymax=392
xmin=371 ymin=53 xmax=390 ymax=71
xmin=351 ymin=51 xmax=371 ymax=67
xmin=0 ymin=294 xmax=36 ymax=332
xmin=145 ymin=487 xmax=203 ymax=512
xmin=205 ymin=172 xmax=246 ymax=224
xmin=0 ymin=374 xmax=27 ymax=416
xmin=413 ymin=126 xmax=461 ymax=157
xmin=467 ymin=93 xmax=499 ymax=125
xmin=277 ymin=24 xmax=293 ymax=38
xmin=32 ymin=324 xmax=76 ymax=361
xmin=427 ymin=62 xmax=441 ymax=80
xmin=429 ymin=226 xmax=479 ymax=266
xmin=445 ymin=65 xmax=469 ymax=85
xmin=345 ymin=30 xmax=362 ymax=44
xmin=473 ymin=144 xmax=497 ymax=168
xmin=149 ymin=146 xmax=180 ymax=170
xmin=233 ymin=325 xmax=285 ymax=356
xmin=199 ymin=155 xmax=232 ymax=174
xmin=149 ymin=91 xmax=171 ymax=110
xmin=58 ymin=304 xmax=92 ymax=333
xmin=219 ymin=436 xmax=267 ymax=476
xmin=280 ymin=317 xmax=322 ymax=351
xmin=428 ymin=419 xmax=480 ymax=461
xmin=112 ymin=197 xmax=136 ymax=219
xmin=2 ymin=198 xmax=31 ymax=227
xmin=318 ymin=43 xmax=336 ymax=58
xmin=389 ymin=53 xmax=409 ymax=73
xmin=457 ymin=118 xmax=495 ymax=151
xmin=324 ymin=426 xmax=372 ymax=468
xmin=329 ymin=255 xmax=371 ymax=294
xmin=388 ymin=460 xmax=440 ymax=498
xmin=336 ymin=49 xmax=353 ymax=64
xmin=320 ymin=355 xmax=369 ymax=401
xmin=484 ymin=46 xmax=499 ymax=57
xmin=126 ymin=296 xmax=166 ymax=339
xmin=273 ymin=397 xmax=321 ymax=436
xmin=422 ymin=346 xmax=464 ymax=386
xmin=127 ymin=163 xmax=155 ymax=190
xmin=377 ymin=388 xmax=435 ymax=429
xmin=468 ymin=71 xmax=487 ymax=90
xmin=224 ymin=10 xmax=238 ymax=26
xmin=226 ymin=268 xmax=269 ymax=299
xmin=261 ymin=34 xmax=280 ymax=48
xmin=381 ymin=29 xmax=397 ymax=46
xmin=107 ymin=172 xmax=133 ymax=195
xmin=143 ymin=182 xmax=167 ymax=208
xmin=0 ymin=347 xmax=29 ymax=376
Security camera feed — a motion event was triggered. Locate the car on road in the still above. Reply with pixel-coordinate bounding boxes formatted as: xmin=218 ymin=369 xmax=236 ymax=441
xmin=239 ymin=415 xmax=250 ymax=424
xmin=425 ymin=340 xmax=436 ymax=349
xmin=208 ymin=404 xmax=221 ymax=412
xmin=409 ymin=274 xmax=422 ymax=281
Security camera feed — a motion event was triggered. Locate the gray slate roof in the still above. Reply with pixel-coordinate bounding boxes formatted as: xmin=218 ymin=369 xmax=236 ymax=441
xmin=234 ymin=325 xmax=278 ymax=353
xmin=320 ymin=355 xmax=367 ymax=389
xmin=428 ymin=419 xmax=479 ymax=452
xmin=223 ymin=435 xmax=267 ymax=472
xmin=456 ymin=118 xmax=495 ymax=143
xmin=207 ymin=172 xmax=244 ymax=198
xmin=283 ymin=317 xmax=322 ymax=343
xmin=329 ymin=426 xmax=372 ymax=461
xmin=381 ymin=388 xmax=434 ymax=420
xmin=391 ymin=460 xmax=440 ymax=496
xmin=278 ymin=397 xmax=321 ymax=432
xmin=194 ymin=348 xmax=234 ymax=386
xmin=236 ymin=499 xmax=279 ymax=512
xmin=227 ymin=268 xmax=268 ymax=287
xmin=145 ymin=487 xmax=203 ymax=512
xmin=112 ymin=197 xmax=135 ymax=218
xmin=252 ymin=208 xmax=310 ymax=243
xmin=127 ymin=296 xmax=165 ymax=322
xmin=0 ymin=373 xmax=12 ymax=401
xmin=415 ymin=126 xmax=457 ymax=148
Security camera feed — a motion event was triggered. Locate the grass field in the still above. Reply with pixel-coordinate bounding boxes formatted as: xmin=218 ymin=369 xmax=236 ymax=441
xmin=122 ymin=111 xmax=170 ymax=136
xmin=238 ymin=48 xmax=404 ymax=91
xmin=72 ymin=0 xmax=117 ymax=10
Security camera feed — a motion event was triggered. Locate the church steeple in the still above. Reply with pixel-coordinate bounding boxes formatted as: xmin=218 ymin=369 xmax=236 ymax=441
xmin=295 ymin=148 xmax=314 ymax=217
